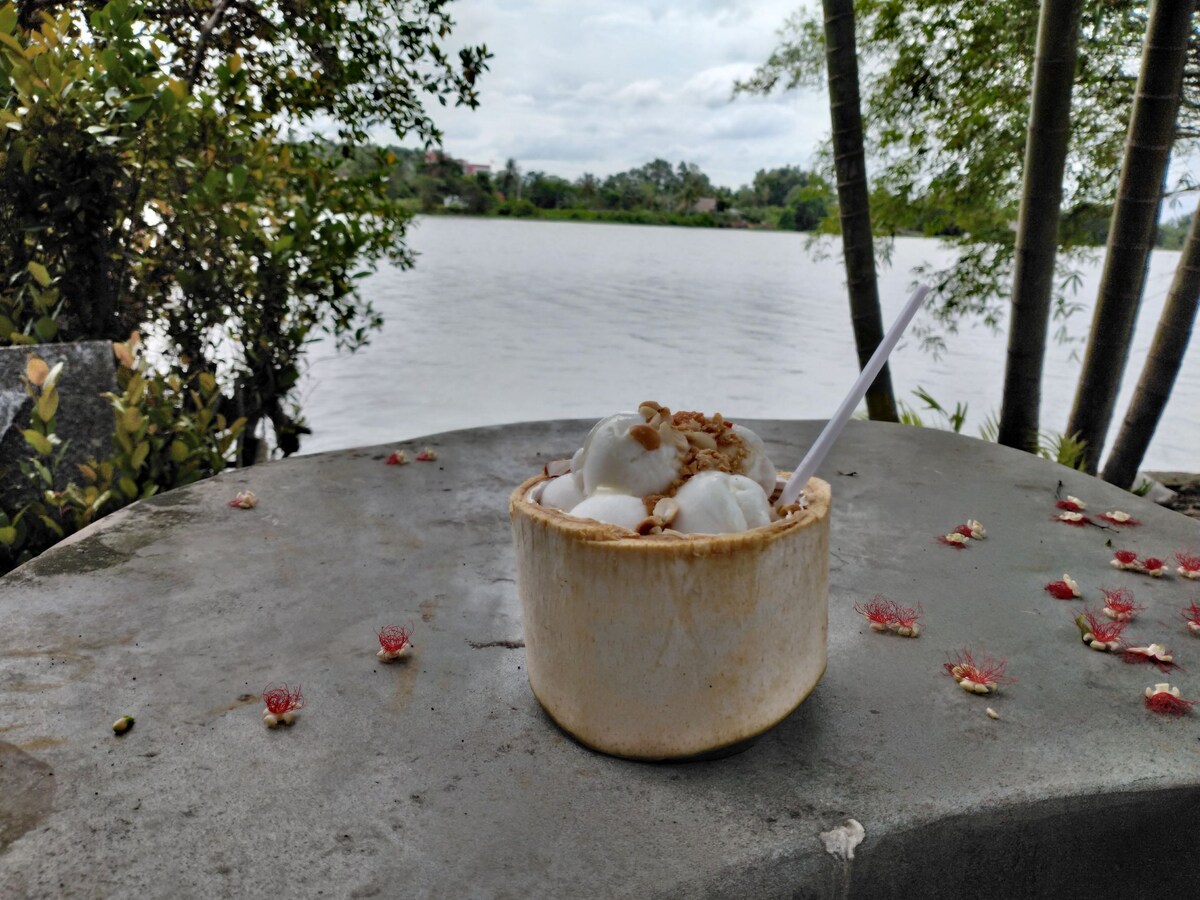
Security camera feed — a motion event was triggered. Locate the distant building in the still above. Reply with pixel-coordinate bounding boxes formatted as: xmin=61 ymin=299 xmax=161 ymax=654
xmin=692 ymin=197 xmax=718 ymax=214
xmin=424 ymin=149 xmax=490 ymax=176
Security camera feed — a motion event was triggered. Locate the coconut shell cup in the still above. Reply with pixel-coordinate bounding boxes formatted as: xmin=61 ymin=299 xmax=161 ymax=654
xmin=509 ymin=473 xmax=830 ymax=761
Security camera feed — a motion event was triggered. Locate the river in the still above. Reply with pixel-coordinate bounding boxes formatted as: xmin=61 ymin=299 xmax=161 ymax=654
xmin=298 ymin=216 xmax=1195 ymax=472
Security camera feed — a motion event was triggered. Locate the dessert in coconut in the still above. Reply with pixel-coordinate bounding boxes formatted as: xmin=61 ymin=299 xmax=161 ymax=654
xmin=510 ymin=403 xmax=830 ymax=760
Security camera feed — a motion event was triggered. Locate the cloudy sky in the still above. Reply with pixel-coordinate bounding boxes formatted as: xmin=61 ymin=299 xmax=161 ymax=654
xmin=418 ymin=0 xmax=827 ymax=191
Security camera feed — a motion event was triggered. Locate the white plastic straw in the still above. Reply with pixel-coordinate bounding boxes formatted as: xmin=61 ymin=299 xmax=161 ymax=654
xmin=779 ymin=284 xmax=931 ymax=508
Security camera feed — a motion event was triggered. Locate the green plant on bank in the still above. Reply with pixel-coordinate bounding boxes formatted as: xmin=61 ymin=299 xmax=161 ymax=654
xmin=0 ymin=344 xmax=244 ymax=573
xmin=888 ymin=386 xmax=1089 ymax=471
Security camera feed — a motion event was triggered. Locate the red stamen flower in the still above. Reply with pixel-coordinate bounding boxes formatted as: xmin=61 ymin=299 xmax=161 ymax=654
xmin=416 ymin=447 xmax=438 ymax=462
xmin=1181 ymin=601 xmax=1200 ymax=634
xmin=377 ymin=623 xmax=413 ymax=653
xmin=1054 ymin=512 xmax=1091 ymax=526
xmin=228 ymin=490 xmax=257 ymax=509
xmin=1044 ymin=580 xmax=1077 ymax=600
xmin=386 ymin=450 xmax=408 ymax=465
xmin=1175 ymin=551 xmax=1200 ymax=576
xmin=953 ymin=524 xmax=974 ymax=538
xmin=892 ymin=603 xmax=924 ymax=630
xmin=853 ymin=596 xmax=897 ymax=630
xmin=937 ymin=533 xmax=968 ymax=549
xmin=1099 ymin=511 xmax=1140 ymax=526
xmin=1121 ymin=644 xmax=1176 ymax=672
xmin=1113 ymin=550 xmax=1139 ymax=566
xmin=1100 ymin=587 xmax=1143 ymax=621
xmin=1144 ymin=557 xmax=1167 ymax=574
xmin=263 ymin=683 xmax=304 ymax=715
xmin=943 ymin=648 xmax=1014 ymax=694
xmin=1056 ymin=499 xmax=1083 ymax=512
xmin=1077 ymin=609 xmax=1127 ymax=648
xmin=1145 ymin=685 xmax=1194 ymax=716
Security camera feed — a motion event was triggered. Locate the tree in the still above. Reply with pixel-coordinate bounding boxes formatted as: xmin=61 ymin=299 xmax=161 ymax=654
xmin=1067 ymin=0 xmax=1196 ymax=472
xmin=996 ymin=0 xmax=1084 ymax=453
xmin=737 ymin=1 xmax=1183 ymax=332
xmin=1 ymin=0 xmax=489 ymax=463
xmin=820 ymin=0 xmax=898 ymax=421
xmin=1102 ymin=201 xmax=1200 ymax=487
xmin=500 ymin=157 xmax=521 ymax=201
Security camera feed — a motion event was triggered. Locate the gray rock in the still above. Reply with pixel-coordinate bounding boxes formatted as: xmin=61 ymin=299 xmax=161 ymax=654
xmin=0 ymin=341 xmax=116 ymax=512
xmin=4 ymin=420 xmax=1200 ymax=897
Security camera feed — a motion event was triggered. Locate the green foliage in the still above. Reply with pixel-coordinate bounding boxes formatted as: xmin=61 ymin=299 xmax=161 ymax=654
xmin=1 ymin=345 xmax=245 ymax=572
xmin=738 ymin=0 xmax=1195 ymax=331
xmin=1 ymin=0 xmax=489 ymax=465
xmin=899 ymin=387 xmax=1088 ymax=470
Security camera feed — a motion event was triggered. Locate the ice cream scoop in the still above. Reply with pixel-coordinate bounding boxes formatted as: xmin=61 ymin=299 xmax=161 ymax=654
xmin=540 ymin=473 xmax=585 ymax=512
xmin=571 ymin=412 xmax=681 ymax=498
xmin=730 ymin=424 xmax=777 ymax=496
xmin=568 ymin=492 xmax=649 ymax=532
xmin=671 ymin=471 xmax=772 ymax=535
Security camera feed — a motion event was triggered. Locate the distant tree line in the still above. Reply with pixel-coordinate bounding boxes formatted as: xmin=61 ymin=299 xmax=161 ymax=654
xmin=343 ymin=145 xmax=1191 ymax=247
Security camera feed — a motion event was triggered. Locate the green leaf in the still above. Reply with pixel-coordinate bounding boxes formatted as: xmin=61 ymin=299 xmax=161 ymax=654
xmin=22 ymin=429 xmax=52 ymax=456
xmin=0 ymin=526 xmax=16 ymax=546
xmin=169 ymin=439 xmax=189 ymax=463
xmin=34 ymin=316 xmax=57 ymax=340
xmin=26 ymin=261 xmax=51 ymax=287
xmin=38 ymin=515 xmax=64 ymax=538
xmin=118 ymin=476 xmax=138 ymax=498
xmin=36 ymin=387 xmax=58 ymax=422
xmin=131 ymin=441 xmax=149 ymax=470
xmin=0 ymin=7 xmax=17 ymax=34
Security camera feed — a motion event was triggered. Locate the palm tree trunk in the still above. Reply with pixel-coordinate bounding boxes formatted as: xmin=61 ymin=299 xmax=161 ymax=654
xmin=1101 ymin=203 xmax=1200 ymax=488
xmin=822 ymin=0 xmax=897 ymax=422
xmin=997 ymin=0 xmax=1084 ymax=453
xmin=1066 ymin=0 xmax=1195 ymax=472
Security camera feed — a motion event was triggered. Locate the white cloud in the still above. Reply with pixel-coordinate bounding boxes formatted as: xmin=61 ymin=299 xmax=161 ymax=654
xmin=393 ymin=0 xmax=829 ymax=189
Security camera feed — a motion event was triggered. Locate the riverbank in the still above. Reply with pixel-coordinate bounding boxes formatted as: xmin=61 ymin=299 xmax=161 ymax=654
xmin=1148 ymin=472 xmax=1200 ymax=520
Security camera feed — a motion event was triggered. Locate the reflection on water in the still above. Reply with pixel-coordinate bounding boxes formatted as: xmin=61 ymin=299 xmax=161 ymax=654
xmin=298 ymin=217 xmax=1194 ymax=471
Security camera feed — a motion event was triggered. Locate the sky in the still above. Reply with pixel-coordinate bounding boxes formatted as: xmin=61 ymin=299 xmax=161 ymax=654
xmin=410 ymin=0 xmax=827 ymax=191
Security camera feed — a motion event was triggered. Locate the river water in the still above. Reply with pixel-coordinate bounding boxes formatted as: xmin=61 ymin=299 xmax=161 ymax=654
xmin=298 ymin=216 xmax=1196 ymax=472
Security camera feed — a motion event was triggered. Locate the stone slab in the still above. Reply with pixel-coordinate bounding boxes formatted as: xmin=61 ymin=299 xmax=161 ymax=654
xmin=0 ymin=341 xmax=117 ymax=510
xmin=3 ymin=420 xmax=1200 ymax=898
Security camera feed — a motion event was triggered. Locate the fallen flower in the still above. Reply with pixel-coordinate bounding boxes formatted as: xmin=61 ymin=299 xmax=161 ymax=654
xmin=1056 ymin=496 xmax=1087 ymax=512
xmin=1099 ymin=510 xmax=1140 ymax=526
xmin=853 ymin=596 xmax=897 ymax=633
xmin=1111 ymin=550 xmax=1143 ymax=572
xmin=262 ymin=683 xmax=304 ymax=728
xmin=1181 ymin=601 xmax=1200 ymax=636
xmin=386 ymin=450 xmax=408 ymax=466
xmin=888 ymin=602 xmax=924 ymax=638
xmin=937 ymin=532 xmax=970 ymax=549
xmin=112 ymin=715 xmax=135 ymax=735
xmin=1122 ymin=643 xmax=1176 ymax=672
xmin=376 ymin=623 xmax=415 ymax=661
xmin=1075 ymin=610 xmax=1126 ymax=652
xmin=1054 ymin=511 xmax=1091 ymax=526
xmin=416 ymin=447 xmax=438 ymax=462
xmin=1176 ymin=551 xmax=1200 ymax=580
xmin=944 ymin=648 xmax=1014 ymax=695
xmin=1044 ymin=575 xmax=1081 ymax=600
xmin=1144 ymin=557 xmax=1168 ymax=578
xmin=965 ymin=519 xmax=987 ymax=539
xmin=228 ymin=490 xmax=258 ymax=509
xmin=1100 ymin=587 xmax=1143 ymax=622
xmin=1144 ymin=683 xmax=1194 ymax=716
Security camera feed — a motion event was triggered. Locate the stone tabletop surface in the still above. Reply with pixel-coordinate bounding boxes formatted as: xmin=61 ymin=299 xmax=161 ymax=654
xmin=3 ymin=420 xmax=1200 ymax=899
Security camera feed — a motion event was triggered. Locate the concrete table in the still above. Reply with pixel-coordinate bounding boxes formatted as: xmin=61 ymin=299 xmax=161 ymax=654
xmin=3 ymin=420 xmax=1200 ymax=898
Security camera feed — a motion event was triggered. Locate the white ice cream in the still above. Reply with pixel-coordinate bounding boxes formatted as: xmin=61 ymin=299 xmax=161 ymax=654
xmin=571 ymin=412 xmax=681 ymax=498
xmin=672 ymin=471 xmax=772 ymax=535
xmin=568 ymin=493 xmax=648 ymax=531
xmin=731 ymin=424 xmax=778 ymax=496
xmin=544 ymin=405 xmax=780 ymax=535
xmin=540 ymin=473 xmax=586 ymax=512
